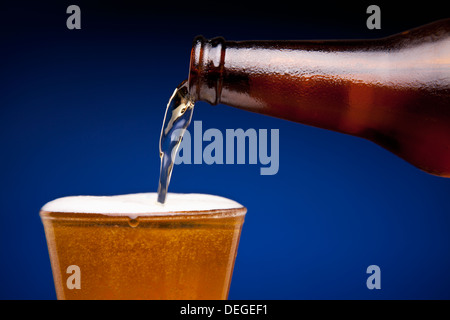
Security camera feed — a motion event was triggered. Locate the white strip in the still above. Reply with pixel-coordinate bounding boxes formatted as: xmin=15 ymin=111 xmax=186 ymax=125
xmin=41 ymin=193 xmax=244 ymax=217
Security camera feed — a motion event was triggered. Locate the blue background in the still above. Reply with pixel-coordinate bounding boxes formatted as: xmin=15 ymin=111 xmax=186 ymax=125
xmin=1 ymin=1 xmax=449 ymax=299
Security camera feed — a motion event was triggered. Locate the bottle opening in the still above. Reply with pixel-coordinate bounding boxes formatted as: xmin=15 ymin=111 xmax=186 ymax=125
xmin=188 ymin=35 xmax=226 ymax=105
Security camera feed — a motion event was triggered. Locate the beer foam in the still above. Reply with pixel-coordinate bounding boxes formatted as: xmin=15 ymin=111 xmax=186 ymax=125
xmin=41 ymin=193 xmax=244 ymax=218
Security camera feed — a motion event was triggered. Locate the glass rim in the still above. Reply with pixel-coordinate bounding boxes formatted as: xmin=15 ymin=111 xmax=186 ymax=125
xmin=39 ymin=206 xmax=247 ymax=222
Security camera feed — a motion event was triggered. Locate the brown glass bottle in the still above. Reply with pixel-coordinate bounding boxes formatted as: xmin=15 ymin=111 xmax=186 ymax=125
xmin=188 ymin=19 xmax=450 ymax=177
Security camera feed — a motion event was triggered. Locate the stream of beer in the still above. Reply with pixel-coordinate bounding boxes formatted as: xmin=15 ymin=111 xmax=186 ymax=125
xmin=157 ymin=80 xmax=194 ymax=203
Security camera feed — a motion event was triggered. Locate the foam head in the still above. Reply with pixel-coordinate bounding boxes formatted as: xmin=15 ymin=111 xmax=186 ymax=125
xmin=40 ymin=193 xmax=245 ymax=218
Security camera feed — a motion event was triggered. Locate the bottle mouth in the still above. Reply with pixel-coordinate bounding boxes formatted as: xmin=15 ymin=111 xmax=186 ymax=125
xmin=188 ymin=35 xmax=226 ymax=105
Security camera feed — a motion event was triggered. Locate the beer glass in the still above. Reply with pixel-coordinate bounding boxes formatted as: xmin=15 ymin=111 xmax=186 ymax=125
xmin=40 ymin=193 xmax=246 ymax=300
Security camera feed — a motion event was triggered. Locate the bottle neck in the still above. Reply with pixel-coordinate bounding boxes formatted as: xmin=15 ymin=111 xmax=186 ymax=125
xmin=188 ymin=20 xmax=450 ymax=109
xmin=188 ymin=22 xmax=449 ymax=125
xmin=188 ymin=36 xmax=226 ymax=105
xmin=188 ymin=36 xmax=388 ymax=108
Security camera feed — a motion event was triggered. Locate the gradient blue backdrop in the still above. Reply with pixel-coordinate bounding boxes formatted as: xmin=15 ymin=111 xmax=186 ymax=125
xmin=1 ymin=1 xmax=449 ymax=299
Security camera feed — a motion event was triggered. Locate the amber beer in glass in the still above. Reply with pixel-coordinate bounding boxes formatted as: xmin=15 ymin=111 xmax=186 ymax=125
xmin=40 ymin=193 xmax=246 ymax=300
xmin=189 ymin=19 xmax=450 ymax=177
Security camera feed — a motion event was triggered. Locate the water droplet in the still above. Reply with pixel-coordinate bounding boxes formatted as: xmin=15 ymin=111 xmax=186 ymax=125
xmin=128 ymin=218 xmax=140 ymax=228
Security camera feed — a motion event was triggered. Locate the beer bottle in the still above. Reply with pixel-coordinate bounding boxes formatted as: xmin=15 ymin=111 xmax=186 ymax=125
xmin=188 ymin=19 xmax=450 ymax=177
